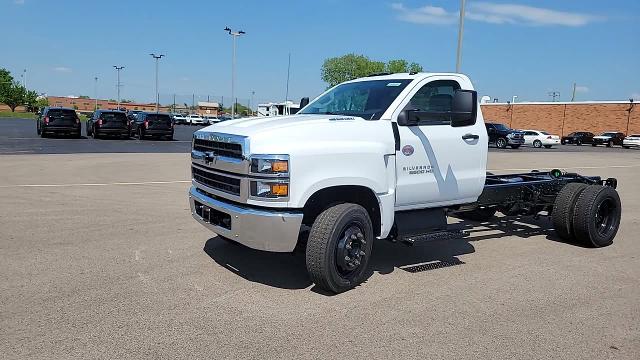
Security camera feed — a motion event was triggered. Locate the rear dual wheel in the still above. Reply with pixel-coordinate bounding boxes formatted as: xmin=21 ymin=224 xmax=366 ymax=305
xmin=552 ymin=184 xmax=621 ymax=247
xmin=306 ymin=203 xmax=374 ymax=293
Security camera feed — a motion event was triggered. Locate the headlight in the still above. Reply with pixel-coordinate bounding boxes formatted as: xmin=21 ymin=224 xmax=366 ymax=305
xmin=250 ymin=181 xmax=289 ymax=198
xmin=506 ymin=133 xmax=514 ymax=138
xmin=250 ymin=155 xmax=289 ymax=175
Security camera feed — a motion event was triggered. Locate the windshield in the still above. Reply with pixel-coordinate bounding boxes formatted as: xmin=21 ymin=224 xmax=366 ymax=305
xmin=299 ymin=79 xmax=412 ymax=120
xmin=540 ymin=131 xmax=550 ymax=135
xmin=600 ymin=132 xmax=617 ymax=136
xmin=100 ymin=112 xmax=127 ymax=121
xmin=493 ymin=123 xmax=510 ymax=131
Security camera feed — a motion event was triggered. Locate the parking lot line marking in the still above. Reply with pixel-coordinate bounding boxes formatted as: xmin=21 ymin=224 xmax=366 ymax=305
xmin=0 ymin=180 xmax=190 ymax=188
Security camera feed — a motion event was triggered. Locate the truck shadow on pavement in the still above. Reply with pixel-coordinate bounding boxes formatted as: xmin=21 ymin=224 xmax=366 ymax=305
xmin=202 ymin=215 xmax=577 ymax=293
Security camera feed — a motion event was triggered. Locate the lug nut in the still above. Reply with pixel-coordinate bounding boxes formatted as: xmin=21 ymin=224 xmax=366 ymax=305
xmin=359 ymin=251 xmax=365 ymax=256
xmin=345 ymin=244 xmax=352 ymax=250
xmin=356 ymin=233 xmax=364 ymax=240
xmin=344 ymin=255 xmax=351 ymax=261
xmin=350 ymin=234 xmax=357 ymax=240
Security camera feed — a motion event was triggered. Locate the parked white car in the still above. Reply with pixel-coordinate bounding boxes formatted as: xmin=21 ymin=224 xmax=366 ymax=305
xmin=623 ymin=134 xmax=640 ymax=149
xmin=521 ymin=130 xmax=561 ymax=148
xmin=203 ymin=116 xmax=220 ymax=125
xmin=186 ymin=114 xmax=207 ymax=126
xmin=172 ymin=114 xmax=187 ymax=125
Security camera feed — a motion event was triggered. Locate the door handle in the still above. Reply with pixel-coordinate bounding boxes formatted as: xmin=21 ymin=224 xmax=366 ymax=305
xmin=462 ymin=133 xmax=479 ymax=140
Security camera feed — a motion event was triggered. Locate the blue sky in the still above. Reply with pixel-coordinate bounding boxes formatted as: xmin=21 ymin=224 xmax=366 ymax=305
xmin=2 ymin=0 xmax=639 ymax=105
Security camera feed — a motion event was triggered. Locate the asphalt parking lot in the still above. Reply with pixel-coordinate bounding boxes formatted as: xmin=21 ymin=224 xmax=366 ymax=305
xmin=1 ymin=117 xmax=640 ymax=359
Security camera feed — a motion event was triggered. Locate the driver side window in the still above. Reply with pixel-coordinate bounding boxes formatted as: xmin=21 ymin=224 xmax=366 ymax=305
xmin=405 ymin=80 xmax=461 ymax=116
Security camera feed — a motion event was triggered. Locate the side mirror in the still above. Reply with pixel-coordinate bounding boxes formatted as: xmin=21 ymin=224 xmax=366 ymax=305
xmin=299 ymin=97 xmax=310 ymax=109
xmin=397 ymin=109 xmax=417 ymax=126
xmin=450 ymin=90 xmax=477 ymax=127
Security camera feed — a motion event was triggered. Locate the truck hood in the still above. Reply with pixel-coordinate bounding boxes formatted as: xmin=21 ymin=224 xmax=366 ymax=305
xmin=197 ymin=114 xmax=396 ymax=154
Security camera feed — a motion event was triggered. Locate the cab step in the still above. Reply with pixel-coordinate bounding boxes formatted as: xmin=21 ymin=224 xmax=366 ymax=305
xmin=400 ymin=229 xmax=468 ymax=246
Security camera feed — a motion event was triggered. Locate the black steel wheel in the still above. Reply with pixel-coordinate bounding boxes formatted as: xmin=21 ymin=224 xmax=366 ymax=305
xmin=496 ymin=138 xmax=507 ymax=149
xmin=552 ymin=183 xmax=588 ymax=241
xmin=572 ymin=185 xmax=621 ymax=247
xmin=576 ymin=140 xmax=582 ymax=146
xmin=306 ymin=203 xmax=374 ymax=293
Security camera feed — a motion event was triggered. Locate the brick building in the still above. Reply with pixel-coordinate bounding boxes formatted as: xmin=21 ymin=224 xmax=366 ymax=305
xmin=481 ymin=101 xmax=639 ymax=136
xmin=46 ymin=96 xmax=170 ymax=113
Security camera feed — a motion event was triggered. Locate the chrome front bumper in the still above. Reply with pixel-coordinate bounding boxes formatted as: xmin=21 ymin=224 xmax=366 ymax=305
xmin=189 ymin=186 xmax=303 ymax=252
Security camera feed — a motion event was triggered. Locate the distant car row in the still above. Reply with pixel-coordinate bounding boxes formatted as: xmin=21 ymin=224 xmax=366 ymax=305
xmin=36 ymin=107 xmax=174 ymax=140
xmin=485 ymin=122 xmax=639 ymax=149
xmin=172 ymin=114 xmax=232 ymax=125
xmin=485 ymin=123 xmax=560 ymax=149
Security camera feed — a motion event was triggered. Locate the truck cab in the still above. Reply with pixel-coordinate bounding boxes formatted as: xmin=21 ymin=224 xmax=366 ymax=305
xmin=188 ymin=73 xmax=621 ymax=293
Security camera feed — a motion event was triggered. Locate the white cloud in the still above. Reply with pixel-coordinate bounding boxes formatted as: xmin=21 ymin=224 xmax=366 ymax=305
xmin=391 ymin=3 xmax=457 ymax=25
xmin=53 ymin=66 xmax=72 ymax=73
xmin=392 ymin=2 xmax=601 ymax=27
xmin=575 ymin=86 xmax=589 ymax=93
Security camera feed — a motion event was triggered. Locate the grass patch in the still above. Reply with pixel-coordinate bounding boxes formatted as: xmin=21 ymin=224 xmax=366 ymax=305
xmin=0 ymin=111 xmax=36 ymax=119
xmin=0 ymin=112 xmax=89 ymax=121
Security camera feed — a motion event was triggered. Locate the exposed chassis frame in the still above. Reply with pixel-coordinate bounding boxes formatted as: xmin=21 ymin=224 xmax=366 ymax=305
xmin=475 ymin=171 xmax=618 ymax=216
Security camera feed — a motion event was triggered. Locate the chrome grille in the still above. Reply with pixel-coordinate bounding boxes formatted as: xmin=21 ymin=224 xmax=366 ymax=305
xmin=193 ymin=139 xmax=243 ymax=159
xmin=192 ymin=166 xmax=241 ymax=195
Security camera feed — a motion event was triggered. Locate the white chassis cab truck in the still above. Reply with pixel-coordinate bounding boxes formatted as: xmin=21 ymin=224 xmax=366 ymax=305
xmin=188 ymin=73 xmax=621 ymax=293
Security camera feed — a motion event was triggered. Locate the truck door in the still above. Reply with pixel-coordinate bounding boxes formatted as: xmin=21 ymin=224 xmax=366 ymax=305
xmin=392 ymin=77 xmax=487 ymax=209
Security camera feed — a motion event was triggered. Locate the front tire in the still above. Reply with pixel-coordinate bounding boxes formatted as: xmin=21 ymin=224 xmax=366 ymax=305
xmin=572 ymin=185 xmax=621 ymax=247
xmin=306 ymin=203 xmax=374 ymax=293
xmin=496 ymin=137 xmax=507 ymax=149
xmin=607 ymin=140 xmax=613 ymax=147
xmin=533 ymin=140 xmax=542 ymax=148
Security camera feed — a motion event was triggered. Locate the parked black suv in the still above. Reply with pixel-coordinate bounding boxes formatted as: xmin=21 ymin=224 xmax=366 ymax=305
xmin=561 ymin=131 xmax=594 ymax=145
xmin=130 ymin=112 xmax=174 ymax=140
xmin=36 ymin=107 xmax=81 ymax=138
xmin=591 ymin=132 xmax=626 ymax=147
xmin=485 ymin=123 xmax=525 ymax=149
xmin=86 ymin=110 xmax=130 ymax=139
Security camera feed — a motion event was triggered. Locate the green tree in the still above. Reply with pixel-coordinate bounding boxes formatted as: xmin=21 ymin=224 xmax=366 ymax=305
xmin=321 ymin=54 xmax=423 ymax=87
xmin=0 ymin=68 xmax=13 ymax=96
xmin=385 ymin=59 xmax=423 ymax=73
xmin=24 ymin=90 xmax=39 ymax=112
xmin=2 ymin=82 xmax=27 ymax=112
xmin=36 ymin=97 xmax=49 ymax=111
xmin=78 ymin=95 xmax=90 ymax=99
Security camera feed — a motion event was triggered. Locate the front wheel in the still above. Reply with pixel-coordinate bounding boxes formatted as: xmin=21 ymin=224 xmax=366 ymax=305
xmin=496 ymin=138 xmax=507 ymax=149
xmin=576 ymin=140 xmax=582 ymax=146
xmin=607 ymin=140 xmax=613 ymax=147
xmin=533 ymin=140 xmax=542 ymax=148
xmin=306 ymin=203 xmax=374 ymax=293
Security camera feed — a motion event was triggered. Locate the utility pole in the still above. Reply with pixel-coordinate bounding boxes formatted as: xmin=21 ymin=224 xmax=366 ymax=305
xmin=571 ymin=82 xmax=577 ymax=102
xmin=455 ymin=0 xmax=466 ymax=73
xmin=94 ymin=76 xmax=98 ymax=111
xmin=149 ymin=53 xmax=164 ymax=113
xmin=285 ymin=52 xmax=291 ymax=114
xmin=249 ymin=90 xmax=255 ymax=115
xmin=224 ymin=27 xmax=246 ymax=119
xmin=548 ymin=91 xmax=560 ymax=102
xmin=113 ymin=66 xmax=124 ymax=110
xmin=173 ymin=94 xmax=176 ymax=113
xmin=192 ymin=93 xmax=195 ymax=113
xmin=22 ymin=69 xmax=27 ymax=88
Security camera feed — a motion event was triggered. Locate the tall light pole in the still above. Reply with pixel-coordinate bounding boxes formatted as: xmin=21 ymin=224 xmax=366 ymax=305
xmin=22 ymin=69 xmax=27 ymax=88
xmin=224 ymin=27 xmax=245 ymax=119
xmin=113 ymin=66 xmax=124 ymax=110
xmin=94 ymin=76 xmax=98 ymax=110
xmin=455 ymin=0 xmax=466 ymax=73
xmin=150 ymin=53 xmax=165 ymax=113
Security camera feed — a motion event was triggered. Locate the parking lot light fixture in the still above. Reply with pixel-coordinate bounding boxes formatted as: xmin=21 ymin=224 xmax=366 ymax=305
xmin=224 ymin=27 xmax=245 ymax=119
xmin=150 ymin=53 xmax=165 ymax=113
xmin=113 ymin=66 xmax=125 ymax=110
